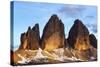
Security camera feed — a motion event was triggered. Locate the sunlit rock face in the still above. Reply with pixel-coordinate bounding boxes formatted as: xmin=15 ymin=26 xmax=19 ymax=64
xmin=67 ymin=19 xmax=90 ymax=50
xmin=19 ymin=24 xmax=40 ymax=50
xmin=19 ymin=33 xmax=28 ymax=49
xmin=41 ymin=14 xmax=65 ymax=51
xmin=89 ymin=34 xmax=97 ymax=48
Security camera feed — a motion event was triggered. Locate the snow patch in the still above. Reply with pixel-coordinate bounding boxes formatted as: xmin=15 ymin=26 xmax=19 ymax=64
xmin=34 ymin=48 xmax=47 ymax=59
xmin=17 ymin=54 xmax=30 ymax=64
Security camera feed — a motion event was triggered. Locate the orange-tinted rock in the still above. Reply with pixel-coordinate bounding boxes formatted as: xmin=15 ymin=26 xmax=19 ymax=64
xmin=67 ymin=19 xmax=90 ymax=50
xmin=41 ymin=14 xmax=65 ymax=51
xmin=19 ymin=24 xmax=40 ymax=50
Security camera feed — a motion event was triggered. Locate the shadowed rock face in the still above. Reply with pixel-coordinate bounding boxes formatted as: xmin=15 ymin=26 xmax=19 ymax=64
xmin=41 ymin=14 xmax=65 ymax=51
xmin=67 ymin=19 xmax=90 ymax=50
xmin=19 ymin=24 xmax=40 ymax=50
xmin=64 ymin=39 xmax=69 ymax=48
xmin=89 ymin=34 xmax=97 ymax=48
xmin=10 ymin=50 xmax=14 ymax=65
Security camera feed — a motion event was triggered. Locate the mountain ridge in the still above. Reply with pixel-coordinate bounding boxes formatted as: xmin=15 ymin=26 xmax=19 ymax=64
xmin=11 ymin=14 xmax=97 ymax=65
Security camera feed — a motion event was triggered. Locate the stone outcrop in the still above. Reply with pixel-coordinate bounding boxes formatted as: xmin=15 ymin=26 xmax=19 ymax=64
xmin=41 ymin=14 xmax=65 ymax=51
xmin=64 ymin=39 xmax=69 ymax=48
xmin=89 ymin=34 xmax=97 ymax=48
xmin=67 ymin=19 xmax=90 ymax=50
xmin=19 ymin=24 xmax=40 ymax=50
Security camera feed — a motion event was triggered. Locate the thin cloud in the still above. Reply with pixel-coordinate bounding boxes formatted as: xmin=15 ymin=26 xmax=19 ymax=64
xmin=59 ymin=5 xmax=86 ymax=17
xmin=85 ymin=15 xmax=95 ymax=19
xmin=86 ymin=23 xmax=97 ymax=34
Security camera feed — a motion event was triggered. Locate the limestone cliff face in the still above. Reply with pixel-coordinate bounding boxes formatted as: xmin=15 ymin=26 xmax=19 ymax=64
xmin=64 ymin=39 xmax=69 ymax=48
xmin=67 ymin=19 xmax=90 ymax=50
xmin=19 ymin=24 xmax=40 ymax=50
xmin=41 ymin=14 xmax=65 ymax=51
xmin=89 ymin=34 xmax=97 ymax=48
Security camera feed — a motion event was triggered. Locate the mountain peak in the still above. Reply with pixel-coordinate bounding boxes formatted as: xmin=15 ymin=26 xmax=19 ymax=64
xmin=19 ymin=23 xmax=40 ymax=50
xmin=27 ymin=26 xmax=31 ymax=31
xmin=67 ymin=19 xmax=90 ymax=50
xmin=74 ymin=19 xmax=84 ymax=26
xmin=74 ymin=19 xmax=82 ymax=23
xmin=32 ymin=23 xmax=39 ymax=32
xmin=48 ymin=14 xmax=60 ymax=22
xmin=41 ymin=14 xmax=65 ymax=51
xmin=51 ymin=14 xmax=58 ymax=18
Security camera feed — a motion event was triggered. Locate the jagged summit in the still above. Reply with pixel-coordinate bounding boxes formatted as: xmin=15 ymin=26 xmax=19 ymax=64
xmin=32 ymin=23 xmax=39 ymax=31
xmin=47 ymin=14 xmax=62 ymax=24
xmin=74 ymin=19 xmax=82 ymax=23
xmin=41 ymin=14 xmax=65 ymax=51
xmin=67 ymin=19 xmax=90 ymax=50
xmin=50 ymin=14 xmax=59 ymax=19
xmin=50 ymin=14 xmax=58 ymax=19
xmin=19 ymin=23 xmax=40 ymax=50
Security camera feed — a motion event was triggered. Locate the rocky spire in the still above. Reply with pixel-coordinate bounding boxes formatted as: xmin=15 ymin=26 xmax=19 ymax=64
xmin=19 ymin=23 xmax=40 ymax=50
xmin=67 ymin=19 xmax=90 ymax=50
xmin=89 ymin=34 xmax=97 ymax=48
xmin=41 ymin=14 xmax=65 ymax=51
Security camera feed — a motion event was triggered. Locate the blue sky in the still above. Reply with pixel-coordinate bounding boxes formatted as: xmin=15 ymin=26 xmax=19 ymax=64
xmin=11 ymin=1 xmax=97 ymax=51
